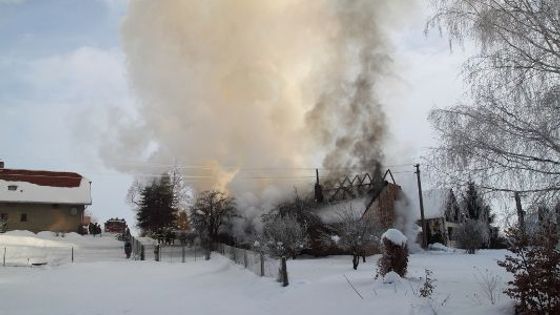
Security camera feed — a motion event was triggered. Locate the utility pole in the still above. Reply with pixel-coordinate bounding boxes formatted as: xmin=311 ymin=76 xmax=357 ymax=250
xmin=414 ymin=164 xmax=428 ymax=249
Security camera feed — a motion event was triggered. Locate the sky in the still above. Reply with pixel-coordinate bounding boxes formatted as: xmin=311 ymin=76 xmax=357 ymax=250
xmin=0 ymin=0 xmax=470 ymax=227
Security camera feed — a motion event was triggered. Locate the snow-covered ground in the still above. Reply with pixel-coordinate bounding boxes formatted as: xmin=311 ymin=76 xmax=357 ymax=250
xmin=0 ymin=230 xmax=124 ymax=266
xmin=0 ymin=233 xmax=514 ymax=315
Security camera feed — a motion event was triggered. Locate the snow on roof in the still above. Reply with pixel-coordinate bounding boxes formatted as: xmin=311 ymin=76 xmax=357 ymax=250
xmin=314 ymin=197 xmax=368 ymax=224
xmin=381 ymin=228 xmax=407 ymax=246
xmin=0 ymin=168 xmax=91 ymax=205
xmin=415 ymin=189 xmax=450 ymax=220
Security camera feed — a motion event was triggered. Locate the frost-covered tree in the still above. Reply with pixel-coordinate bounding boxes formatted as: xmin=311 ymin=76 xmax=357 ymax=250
xmin=455 ymin=182 xmax=494 ymax=252
xmin=455 ymin=219 xmax=489 ymax=254
xmin=190 ymin=190 xmax=236 ymax=260
xmin=259 ymin=213 xmax=308 ymax=286
xmin=426 ymin=0 xmax=560 ymax=202
xmin=328 ymin=208 xmax=382 ymax=270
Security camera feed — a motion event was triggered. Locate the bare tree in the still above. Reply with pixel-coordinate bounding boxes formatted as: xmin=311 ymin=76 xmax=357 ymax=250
xmin=426 ymin=0 xmax=560 ymax=202
xmin=327 ymin=208 xmax=382 ymax=270
xmin=190 ymin=190 xmax=237 ymax=260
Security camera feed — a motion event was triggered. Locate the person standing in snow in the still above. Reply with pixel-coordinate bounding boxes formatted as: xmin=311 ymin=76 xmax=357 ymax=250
xmin=124 ymin=241 xmax=132 ymax=259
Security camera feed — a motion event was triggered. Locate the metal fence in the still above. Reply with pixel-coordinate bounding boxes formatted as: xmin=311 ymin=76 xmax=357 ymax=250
xmin=129 ymin=236 xmax=280 ymax=279
xmin=1 ymin=245 xmax=76 ymax=267
xmin=216 ymin=243 xmax=280 ymax=278
xmin=129 ymin=236 xmax=205 ymax=262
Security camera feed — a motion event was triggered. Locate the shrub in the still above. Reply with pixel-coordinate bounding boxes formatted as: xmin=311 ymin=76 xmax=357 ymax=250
xmin=419 ymin=269 xmax=435 ymax=298
xmin=497 ymin=220 xmax=560 ymax=314
xmin=377 ymin=229 xmax=408 ymax=277
xmin=455 ymin=219 xmax=488 ymax=254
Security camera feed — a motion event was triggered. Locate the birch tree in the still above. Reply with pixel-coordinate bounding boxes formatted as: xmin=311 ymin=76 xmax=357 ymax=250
xmin=426 ymin=0 xmax=560 ymax=202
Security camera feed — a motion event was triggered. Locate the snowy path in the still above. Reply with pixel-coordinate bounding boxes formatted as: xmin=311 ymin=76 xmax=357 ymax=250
xmin=0 ymin=250 xmax=513 ymax=315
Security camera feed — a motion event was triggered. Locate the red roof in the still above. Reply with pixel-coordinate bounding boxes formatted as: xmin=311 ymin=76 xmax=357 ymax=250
xmin=0 ymin=168 xmax=83 ymax=188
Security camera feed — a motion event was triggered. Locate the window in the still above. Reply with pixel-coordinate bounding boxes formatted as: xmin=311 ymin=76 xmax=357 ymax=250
xmin=7 ymin=185 xmax=17 ymax=191
xmin=20 ymin=213 xmax=27 ymax=222
xmin=0 ymin=213 xmax=7 ymax=221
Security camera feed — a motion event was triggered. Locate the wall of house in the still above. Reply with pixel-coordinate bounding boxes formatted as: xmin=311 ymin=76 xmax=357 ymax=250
xmin=363 ymin=183 xmax=401 ymax=229
xmin=0 ymin=203 xmax=84 ymax=233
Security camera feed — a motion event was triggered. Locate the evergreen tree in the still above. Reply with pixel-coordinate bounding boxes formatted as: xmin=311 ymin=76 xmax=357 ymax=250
xmin=135 ymin=174 xmax=178 ymax=236
xmin=456 ymin=181 xmax=495 ymax=252
xmin=462 ymin=181 xmax=492 ymax=223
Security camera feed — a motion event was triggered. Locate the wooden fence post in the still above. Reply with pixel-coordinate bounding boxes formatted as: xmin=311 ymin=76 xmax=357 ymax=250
xmin=281 ymin=257 xmax=289 ymax=287
xmin=3 ymin=247 xmax=5 ymax=267
xmin=140 ymin=245 xmax=145 ymax=261
xmin=181 ymin=244 xmax=186 ymax=263
xmin=260 ymin=253 xmax=264 ymax=277
xmin=71 ymin=247 xmax=74 ymax=263
xmin=243 ymin=250 xmax=248 ymax=268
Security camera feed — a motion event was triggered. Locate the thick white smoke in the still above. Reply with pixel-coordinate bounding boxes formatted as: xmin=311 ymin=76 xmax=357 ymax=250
xmin=110 ymin=0 xmax=411 ymax=209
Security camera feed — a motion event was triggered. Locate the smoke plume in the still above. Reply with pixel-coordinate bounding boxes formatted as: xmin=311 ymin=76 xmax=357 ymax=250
xmin=113 ymin=0 xmax=409 ymax=201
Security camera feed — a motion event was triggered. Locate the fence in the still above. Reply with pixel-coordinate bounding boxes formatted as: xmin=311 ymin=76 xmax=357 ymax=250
xmin=129 ymin=235 xmax=205 ymax=262
xmin=216 ymin=243 xmax=280 ymax=278
xmin=129 ymin=236 xmax=280 ymax=279
xmin=1 ymin=245 xmax=75 ymax=267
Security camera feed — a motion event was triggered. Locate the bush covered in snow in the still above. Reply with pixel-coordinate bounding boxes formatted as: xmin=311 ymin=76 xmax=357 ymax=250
xmin=377 ymin=229 xmax=408 ymax=278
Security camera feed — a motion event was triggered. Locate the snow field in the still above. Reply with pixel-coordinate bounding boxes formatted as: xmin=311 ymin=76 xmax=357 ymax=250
xmin=0 ymin=230 xmax=124 ymax=266
xmin=0 ymin=237 xmax=514 ymax=315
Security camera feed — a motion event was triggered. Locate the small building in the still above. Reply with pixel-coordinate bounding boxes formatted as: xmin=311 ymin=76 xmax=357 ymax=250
xmin=104 ymin=218 xmax=127 ymax=234
xmin=416 ymin=189 xmax=462 ymax=247
xmin=0 ymin=163 xmax=92 ymax=233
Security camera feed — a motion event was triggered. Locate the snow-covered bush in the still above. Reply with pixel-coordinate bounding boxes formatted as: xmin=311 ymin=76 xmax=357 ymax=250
xmin=377 ymin=229 xmax=408 ymax=278
xmin=498 ymin=220 xmax=560 ymax=314
xmin=0 ymin=218 xmax=8 ymax=233
xmin=455 ymin=219 xmax=488 ymax=254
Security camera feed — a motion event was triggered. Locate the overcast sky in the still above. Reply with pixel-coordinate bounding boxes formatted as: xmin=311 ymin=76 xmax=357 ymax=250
xmin=0 ymin=0 xmax=470 ymax=227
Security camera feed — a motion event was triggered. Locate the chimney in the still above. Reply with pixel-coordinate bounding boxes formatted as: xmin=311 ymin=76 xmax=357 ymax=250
xmin=314 ymin=168 xmax=324 ymax=203
xmin=0 ymin=160 xmax=4 ymax=169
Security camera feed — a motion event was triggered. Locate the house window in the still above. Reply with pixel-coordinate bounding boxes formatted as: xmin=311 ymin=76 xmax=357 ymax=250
xmin=7 ymin=185 xmax=17 ymax=191
xmin=20 ymin=213 xmax=27 ymax=222
xmin=0 ymin=213 xmax=7 ymax=221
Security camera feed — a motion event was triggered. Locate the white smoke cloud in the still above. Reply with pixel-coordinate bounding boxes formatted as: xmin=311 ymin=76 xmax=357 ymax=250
xmin=109 ymin=0 xmax=413 ymax=209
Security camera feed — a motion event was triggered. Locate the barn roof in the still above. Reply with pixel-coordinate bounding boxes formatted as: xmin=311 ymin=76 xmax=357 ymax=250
xmin=0 ymin=168 xmax=91 ymax=205
xmin=0 ymin=169 xmax=82 ymax=188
